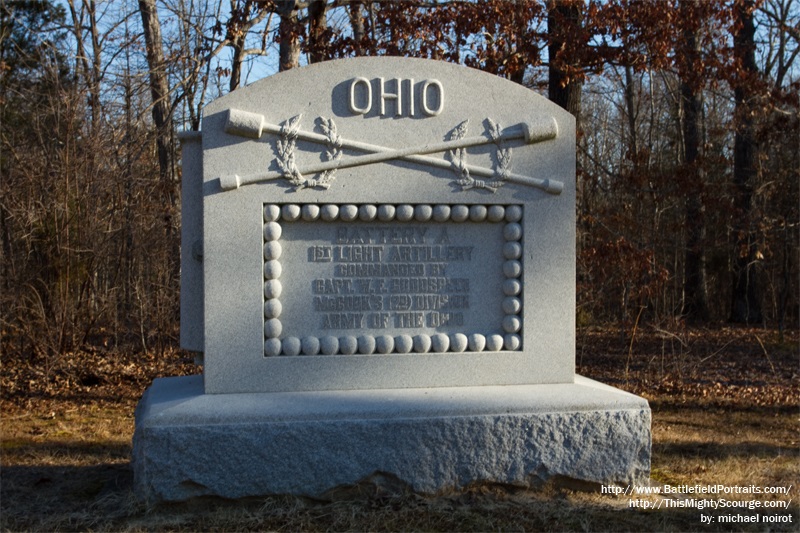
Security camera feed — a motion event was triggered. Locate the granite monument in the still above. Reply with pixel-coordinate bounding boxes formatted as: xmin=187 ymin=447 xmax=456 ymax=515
xmin=133 ymin=57 xmax=651 ymax=501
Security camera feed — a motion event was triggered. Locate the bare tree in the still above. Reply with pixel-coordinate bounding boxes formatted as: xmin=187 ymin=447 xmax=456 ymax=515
xmin=348 ymin=0 xmax=366 ymax=47
xmin=138 ymin=0 xmax=174 ymax=186
xmin=760 ymin=0 xmax=800 ymax=90
xmin=547 ymin=0 xmax=583 ymax=127
xmin=678 ymin=0 xmax=710 ymax=323
xmin=227 ymin=0 xmax=272 ymax=91
xmin=307 ymin=0 xmax=328 ymax=63
xmin=277 ymin=0 xmax=301 ymax=71
xmin=138 ymin=0 xmax=179 ymax=319
xmin=730 ymin=0 xmax=763 ymax=324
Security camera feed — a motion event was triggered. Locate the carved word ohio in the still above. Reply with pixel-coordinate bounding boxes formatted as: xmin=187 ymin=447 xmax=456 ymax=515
xmin=348 ymin=77 xmax=444 ymax=117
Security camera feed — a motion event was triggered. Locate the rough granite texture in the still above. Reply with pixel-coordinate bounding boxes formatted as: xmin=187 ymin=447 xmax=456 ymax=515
xmin=133 ymin=375 xmax=651 ymax=502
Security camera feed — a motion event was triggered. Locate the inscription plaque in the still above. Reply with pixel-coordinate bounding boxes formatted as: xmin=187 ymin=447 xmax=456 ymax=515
xmin=263 ymin=203 xmax=523 ymax=356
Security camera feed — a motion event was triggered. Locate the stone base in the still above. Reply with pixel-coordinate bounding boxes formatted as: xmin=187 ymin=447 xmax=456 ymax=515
xmin=133 ymin=375 xmax=650 ymax=502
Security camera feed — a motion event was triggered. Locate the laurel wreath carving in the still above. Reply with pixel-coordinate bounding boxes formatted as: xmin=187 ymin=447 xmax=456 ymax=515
xmin=447 ymin=119 xmax=509 ymax=193
xmin=315 ymin=116 xmax=342 ymax=189
xmin=445 ymin=120 xmax=474 ymax=188
xmin=275 ymin=114 xmax=305 ymax=188
xmin=486 ymin=118 xmax=512 ymax=189
xmin=274 ymin=115 xmax=513 ymax=193
xmin=274 ymin=115 xmax=343 ymax=190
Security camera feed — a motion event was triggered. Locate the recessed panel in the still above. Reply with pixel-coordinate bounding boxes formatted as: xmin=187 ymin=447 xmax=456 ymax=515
xmin=263 ymin=204 xmax=523 ymax=356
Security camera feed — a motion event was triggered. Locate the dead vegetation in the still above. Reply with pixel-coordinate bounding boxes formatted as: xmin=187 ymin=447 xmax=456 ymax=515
xmin=1 ymin=326 xmax=798 ymax=532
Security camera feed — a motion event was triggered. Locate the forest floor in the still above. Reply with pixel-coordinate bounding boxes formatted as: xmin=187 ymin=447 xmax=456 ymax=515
xmin=1 ymin=325 xmax=798 ymax=532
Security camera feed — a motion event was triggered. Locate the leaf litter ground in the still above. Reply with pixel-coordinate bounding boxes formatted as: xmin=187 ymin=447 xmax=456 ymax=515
xmin=1 ymin=325 xmax=797 ymax=531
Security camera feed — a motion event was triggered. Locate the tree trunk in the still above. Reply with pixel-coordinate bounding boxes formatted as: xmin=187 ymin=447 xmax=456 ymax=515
xmin=348 ymin=1 xmax=365 ymax=47
xmin=230 ymin=31 xmax=245 ymax=91
xmin=730 ymin=0 xmax=763 ymax=324
xmin=308 ymin=0 xmax=327 ymax=64
xmin=548 ymin=0 xmax=584 ymax=260
xmin=88 ymin=0 xmax=102 ymax=132
xmin=138 ymin=0 xmax=174 ymax=187
xmin=278 ymin=1 xmax=300 ymax=71
xmin=624 ymin=65 xmax=638 ymax=162
xmin=547 ymin=0 xmax=582 ymax=128
xmin=679 ymin=2 xmax=710 ymax=323
xmin=138 ymin=0 xmax=178 ymax=280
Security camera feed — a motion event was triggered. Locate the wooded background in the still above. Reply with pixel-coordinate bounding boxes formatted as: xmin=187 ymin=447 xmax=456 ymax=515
xmin=1 ymin=0 xmax=797 ymax=363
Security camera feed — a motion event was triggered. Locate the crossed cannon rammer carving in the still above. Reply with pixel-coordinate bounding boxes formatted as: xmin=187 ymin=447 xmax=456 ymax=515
xmin=219 ymin=108 xmax=563 ymax=195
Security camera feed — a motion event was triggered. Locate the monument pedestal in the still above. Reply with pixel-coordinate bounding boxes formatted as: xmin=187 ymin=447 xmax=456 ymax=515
xmin=133 ymin=375 xmax=650 ymax=502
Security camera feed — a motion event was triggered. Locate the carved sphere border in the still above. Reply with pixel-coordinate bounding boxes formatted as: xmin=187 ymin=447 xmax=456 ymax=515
xmin=263 ymin=203 xmax=523 ymax=356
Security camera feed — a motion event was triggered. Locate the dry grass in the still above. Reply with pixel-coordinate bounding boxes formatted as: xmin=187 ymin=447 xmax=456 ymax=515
xmin=2 ymin=326 xmax=798 ymax=532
